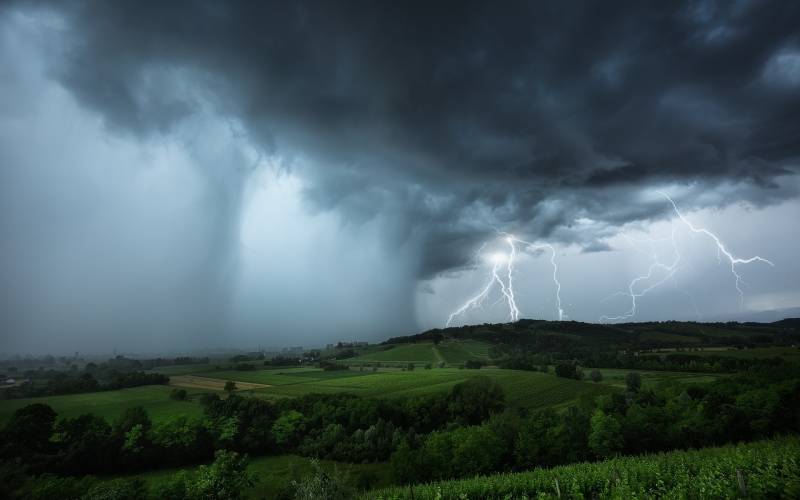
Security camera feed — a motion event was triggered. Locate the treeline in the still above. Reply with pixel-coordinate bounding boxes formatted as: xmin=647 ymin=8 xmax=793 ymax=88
xmin=390 ymin=364 xmax=800 ymax=483
xmin=2 ymin=365 xmax=798 ymax=497
xmin=1 ymin=449 xmax=254 ymax=500
xmin=496 ymin=348 xmax=796 ymax=375
xmin=0 ymin=377 xmax=505 ymax=480
xmin=1 ymin=371 xmax=168 ymax=399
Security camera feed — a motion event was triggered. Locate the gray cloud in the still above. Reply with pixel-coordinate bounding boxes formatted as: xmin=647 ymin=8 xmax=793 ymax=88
xmin=2 ymin=1 xmax=800 ymax=352
xmin=19 ymin=0 xmax=797 ymax=278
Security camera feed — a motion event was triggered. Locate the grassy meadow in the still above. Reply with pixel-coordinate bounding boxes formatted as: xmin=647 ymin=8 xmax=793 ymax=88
xmin=342 ymin=340 xmax=492 ymax=367
xmin=0 ymin=385 xmax=204 ymax=425
xmin=0 ymin=366 xmax=618 ymax=426
xmin=210 ymin=367 xmax=617 ymax=409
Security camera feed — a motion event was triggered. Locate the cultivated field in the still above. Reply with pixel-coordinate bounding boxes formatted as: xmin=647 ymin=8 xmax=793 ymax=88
xmin=193 ymin=367 xmax=617 ymax=409
xmin=368 ymin=436 xmax=800 ymax=499
xmin=590 ymin=368 xmax=720 ymax=389
xmin=343 ymin=340 xmax=492 ymax=366
xmin=168 ymin=374 xmax=271 ymax=391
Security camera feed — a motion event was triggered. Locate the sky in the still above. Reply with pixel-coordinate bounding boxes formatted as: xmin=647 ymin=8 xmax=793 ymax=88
xmin=1 ymin=1 xmax=799 ymax=354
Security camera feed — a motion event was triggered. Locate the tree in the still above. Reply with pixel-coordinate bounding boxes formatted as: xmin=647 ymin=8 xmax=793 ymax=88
xmin=588 ymin=409 xmax=623 ymax=458
xmin=115 ymin=406 xmax=151 ymax=434
xmin=54 ymin=414 xmax=115 ymax=474
xmin=224 ymin=380 xmax=237 ymax=394
xmin=555 ymin=363 xmax=578 ymax=379
xmin=450 ymin=425 xmax=504 ymax=476
xmin=448 ymin=376 xmax=505 ymax=425
xmin=1 ymin=403 xmax=57 ymax=456
xmin=187 ymin=450 xmax=255 ymax=500
xmin=626 ymin=372 xmax=642 ymax=393
xmin=406 ymin=363 xmax=415 ymax=371
xmin=590 ymin=369 xmax=603 ymax=383
xmin=514 ymin=409 xmax=563 ymax=467
xmin=272 ymin=410 xmax=306 ymax=448
xmin=170 ymin=388 xmax=188 ymax=401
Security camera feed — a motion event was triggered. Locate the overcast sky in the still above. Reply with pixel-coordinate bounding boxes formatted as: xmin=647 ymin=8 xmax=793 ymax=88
xmin=1 ymin=1 xmax=799 ymax=354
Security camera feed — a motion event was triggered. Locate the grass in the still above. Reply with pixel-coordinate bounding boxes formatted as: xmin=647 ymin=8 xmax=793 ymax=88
xmin=343 ymin=340 xmax=492 ymax=367
xmin=115 ymin=454 xmax=392 ymax=499
xmin=191 ymin=367 xmax=376 ymax=386
xmin=0 ymin=385 xmax=204 ymax=425
xmin=0 ymin=367 xmax=616 ymax=426
xmin=346 ymin=343 xmax=441 ymax=365
xmin=435 ymin=340 xmax=492 ymax=364
xmin=367 ymin=436 xmax=800 ymax=499
xmin=230 ymin=368 xmax=617 ymax=409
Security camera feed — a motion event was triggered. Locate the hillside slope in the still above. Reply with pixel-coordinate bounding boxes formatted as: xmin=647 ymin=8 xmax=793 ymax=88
xmin=368 ymin=437 xmax=800 ymax=499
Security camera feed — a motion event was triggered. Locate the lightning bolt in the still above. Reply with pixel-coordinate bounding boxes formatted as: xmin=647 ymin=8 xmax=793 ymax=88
xmin=600 ymin=192 xmax=774 ymax=322
xmin=600 ymin=223 xmax=681 ymax=322
xmin=445 ymin=258 xmax=502 ymax=328
xmin=503 ymin=236 xmax=521 ymax=322
xmin=445 ymin=233 xmax=565 ymax=328
xmin=503 ymin=235 xmax=565 ymax=321
xmin=658 ymin=191 xmax=774 ymax=307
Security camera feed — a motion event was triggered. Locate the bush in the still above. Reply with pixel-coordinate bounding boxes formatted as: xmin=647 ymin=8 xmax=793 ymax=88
xmin=80 ymin=479 xmax=147 ymax=500
xmin=170 ymin=388 xmax=188 ymax=401
xmin=555 ymin=362 xmax=578 ymax=379
xmin=464 ymin=359 xmax=483 ymax=369
xmin=625 ymin=372 xmax=642 ymax=392
xmin=292 ymin=459 xmax=352 ymax=500
xmin=590 ymin=369 xmax=603 ymax=383
xmin=188 ymin=450 xmax=255 ymax=500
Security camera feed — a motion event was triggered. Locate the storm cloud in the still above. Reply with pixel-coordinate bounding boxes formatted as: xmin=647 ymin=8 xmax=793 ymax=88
xmin=1 ymin=1 xmax=800 ymax=352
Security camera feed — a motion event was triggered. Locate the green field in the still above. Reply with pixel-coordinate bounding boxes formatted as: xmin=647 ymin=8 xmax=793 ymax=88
xmin=589 ymin=368 xmax=720 ymax=389
xmin=0 ymin=367 xmax=616 ymax=425
xmin=202 ymin=367 xmax=617 ymax=409
xmin=641 ymin=346 xmax=800 ymax=361
xmin=368 ymin=437 xmax=800 ymax=499
xmin=435 ymin=340 xmax=492 ymax=364
xmin=343 ymin=340 xmax=492 ymax=367
xmin=0 ymin=385 xmax=204 ymax=425
xmin=346 ymin=343 xmax=441 ymax=364
xmin=115 ymin=453 xmax=392 ymax=498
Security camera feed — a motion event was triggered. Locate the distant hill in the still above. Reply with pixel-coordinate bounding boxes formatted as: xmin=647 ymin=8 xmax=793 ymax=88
xmin=383 ymin=318 xmax=800 ymax=353
xmin=707 ymin=307 xmax=800 ymax=323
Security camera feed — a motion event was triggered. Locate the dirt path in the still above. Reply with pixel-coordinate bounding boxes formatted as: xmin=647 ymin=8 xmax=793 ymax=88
xmin=169 ymin=375 xmax=272 ymax=391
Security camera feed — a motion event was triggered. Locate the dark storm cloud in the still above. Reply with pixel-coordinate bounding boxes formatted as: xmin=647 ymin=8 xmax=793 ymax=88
xmin=16 ymin=0 xmax=800 ymax=277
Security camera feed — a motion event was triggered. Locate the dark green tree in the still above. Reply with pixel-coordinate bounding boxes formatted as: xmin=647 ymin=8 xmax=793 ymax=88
xmin=626 ymin=372 xmax=642 ymax=393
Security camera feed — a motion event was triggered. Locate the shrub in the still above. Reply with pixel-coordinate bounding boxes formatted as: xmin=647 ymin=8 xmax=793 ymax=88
xmin=170 ymin=388 xmax=188 ymax=401
xmin=625 ymin=372 xmax=642 ymax=392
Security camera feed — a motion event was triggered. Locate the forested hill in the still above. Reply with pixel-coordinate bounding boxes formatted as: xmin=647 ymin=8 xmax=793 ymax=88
xmin=384 ymin=318 xmax=800 ymax=352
